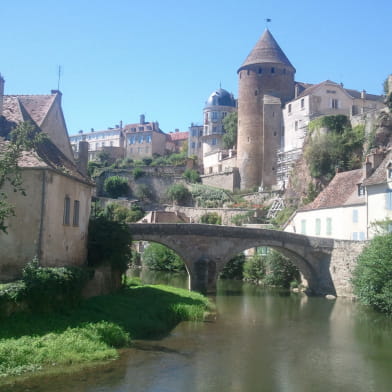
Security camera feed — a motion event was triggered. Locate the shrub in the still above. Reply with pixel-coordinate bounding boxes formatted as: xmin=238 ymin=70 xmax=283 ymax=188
xmin=132 ymin=167 xmax=144 ymax=180
xmin=200 ymin=212 xmax=222 ymax=225
xmin=190 ymin=184 xmax=231 ymax=208
xmin=103 ymin=176 xmax=129 ymax=198
xmin=352 ymin=234 xmax=392 ymax=313
xmin=142 ymin=243 xmax=186 ymax=272
xmin=182 ymin=169 xmax=201 ymax=183
xmin=166 ymin=183 xmax=191 ymax=205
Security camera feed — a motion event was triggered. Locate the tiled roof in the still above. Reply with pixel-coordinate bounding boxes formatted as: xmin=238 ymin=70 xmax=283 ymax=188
xmin=239 ymin=29 xmax=295 ymax=71
xmin=0 ymin=138 xmax=93 ymax=185
xmin=363 ymin=149 xmax=392 ymax=186
xmin=3 ymin=94 xmax=57 ymax=126
xmin=300 ymin=169 xmax=365 ymax=211
xmin=167 ymin=131 xmax=188 ymax=141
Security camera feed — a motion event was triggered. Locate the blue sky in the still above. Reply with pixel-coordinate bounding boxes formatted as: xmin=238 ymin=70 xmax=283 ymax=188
xmin=1 ymin=0 xmax=391 ymax=135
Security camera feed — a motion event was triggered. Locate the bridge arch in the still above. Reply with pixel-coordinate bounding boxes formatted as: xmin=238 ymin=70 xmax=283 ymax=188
xmin=129 ymin=223 xmax=335 ymax=295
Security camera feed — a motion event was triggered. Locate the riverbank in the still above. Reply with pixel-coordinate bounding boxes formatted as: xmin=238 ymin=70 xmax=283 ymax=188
xmin=0 ymin=280 xmax=212 ymax=382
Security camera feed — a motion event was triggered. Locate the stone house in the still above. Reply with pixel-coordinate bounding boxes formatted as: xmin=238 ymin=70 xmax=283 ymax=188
xmin=0 ymin=74 xmax=94 ymax=281
xmin=284 ymin=169 xmax=367 ymax=240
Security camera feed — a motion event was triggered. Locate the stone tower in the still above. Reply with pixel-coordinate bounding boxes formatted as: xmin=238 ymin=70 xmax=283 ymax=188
xmin=237 ymin=29 xmax=295 ymax=190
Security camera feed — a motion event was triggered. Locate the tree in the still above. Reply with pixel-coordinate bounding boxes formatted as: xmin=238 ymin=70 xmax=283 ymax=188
xmin=222 ymin=111 xmax=238 ymax=149
xmin=182 ymin=168 xmax=201 ymax=183
xmin=166 ymin=183 xmax=191 ymax=205
xmin=0 ymin=122 xmax=47 ymax=233
xmin=142 ymin=243 xmax=186 ymax=272
xmin=352 ymin=234 xmax=392 ymax=313
xmin=103 ymin=176 xmax=129 ymax=198
xmin=200 ymin=212 xmax=222 ymax=225
xmin=220 ymin=253 xmax=245 ymax=279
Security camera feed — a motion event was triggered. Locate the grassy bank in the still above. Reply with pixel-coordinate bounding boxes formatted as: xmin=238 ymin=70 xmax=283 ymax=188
xmin=0 ymin=282 xmax=211 ymax=379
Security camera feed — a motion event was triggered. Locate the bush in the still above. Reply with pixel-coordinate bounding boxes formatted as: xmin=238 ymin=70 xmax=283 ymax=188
xmin=352 ymin=234 xmax=392 ymax=313
xmin=142 ymin=243 xmax=186 ymax=272
xmin=166 ymin=183 xmax=191 ymax=205
xmin=103 ymin=176 xmax=129 ymax=198
xmin=190 ymin=184 xmax=231 ymax=208
xmin=200 ymin=212 xmax=222 ymax=225
xmin=135 ymin=184 xmax=152 ymax=202
xmin=182 ymin=169 xmax=201 ymax=183
xmin=132 ymin=167 xmax=144 ymax=179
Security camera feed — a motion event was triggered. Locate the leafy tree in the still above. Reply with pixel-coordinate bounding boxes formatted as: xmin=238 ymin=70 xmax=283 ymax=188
xmin=166 ymin=183 xmax=191 ymax=205
xmin=104 ymin=202 xmax=145 ymax=223
xmin=135 ymin=184 xmax=152 ymax=202
xmin=104 ymin=176 xmax=129 ymax=198
xmin=263 ymin=250 xmax=300 ymax=289
xmin=97 ymin=151 xmax=112 ymax=166
xmin=182 ymin=168 xmax=201 ymax=183
xmin=243 ymin=255 xmax=266 ymax=281
xmin=303 ymin=182 xmax=319 ymax=205
xmin=222 ymin=111 xmax=238 ymax=149
xmin=142 ymin=243 xmax=186 ymax=272
xmin=200 ymin=212 xmax=222 ymax=225
xmin=305 ymin=116 xmax=365 ymax=179
xmin=0 ymin=122 xmax=47 ymax=233
xmin=88 ymin=215 xmax=133 ymax=273
xmin=352 ymin=234 xmax=392 ymax=313
xmin=220 ymin=253 xmax=245 ymax=279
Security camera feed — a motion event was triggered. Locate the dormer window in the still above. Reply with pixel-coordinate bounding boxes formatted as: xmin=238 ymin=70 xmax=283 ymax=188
xmin=387 ymin=162 xmax=392 ymax=179
xmin=357 ymin=184 xmax=365 ymax=196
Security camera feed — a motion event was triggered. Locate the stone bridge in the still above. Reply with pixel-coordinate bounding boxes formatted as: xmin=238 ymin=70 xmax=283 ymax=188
xmin=128 ymin=223 xmax=347 ymax=296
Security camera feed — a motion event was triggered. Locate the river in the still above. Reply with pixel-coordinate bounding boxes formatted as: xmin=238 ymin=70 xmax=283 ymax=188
xmin=4 ymin=271 xmax=392 ymax=392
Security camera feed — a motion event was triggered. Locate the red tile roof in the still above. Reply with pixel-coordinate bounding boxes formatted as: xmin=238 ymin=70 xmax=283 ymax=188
xmin=167 ymin=131 xmax=188 ymax=141
xmin=300 ymin=168 xmax=365 ymax=211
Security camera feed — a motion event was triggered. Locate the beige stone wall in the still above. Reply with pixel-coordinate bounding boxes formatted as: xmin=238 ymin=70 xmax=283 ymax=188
xmin=41 ymin=171 xmax=92 ymax=268
xmin=201 ymin=169 xmax=240 ymax=191
xmin=0 ymin=168 xmax=93 ymax=282
xmin=330 ymin=240 xmax=367 ymax=297
xmin=0 ymin=170 xmax=43 ymax=281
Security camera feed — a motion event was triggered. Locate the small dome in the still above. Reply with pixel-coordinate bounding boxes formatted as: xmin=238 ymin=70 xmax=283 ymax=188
xmin=205 ymin=88 xmax=236 ymax=107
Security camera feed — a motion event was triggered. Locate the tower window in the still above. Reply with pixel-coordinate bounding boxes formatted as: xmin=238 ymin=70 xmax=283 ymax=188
xmin=288 ymin=104 xmax=292 ymax=113
xmin=258 ymin=68 xmax=262 ymax=74
xmin=301 ymin=99 xmax=305 ymax=109
xmin=271 ymin=67 xmax=275 ymax=73
xmin=255 ymin=90 xmax=258 ymax=96
xmin=283 ymin=68 xmax=286 ymax=74
xmin=247 ymin=69 xmax=250 ymax=75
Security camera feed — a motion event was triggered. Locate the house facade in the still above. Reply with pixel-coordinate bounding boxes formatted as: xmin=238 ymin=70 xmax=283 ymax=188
xmin=0 ymin=75 xmax=94 ymax=281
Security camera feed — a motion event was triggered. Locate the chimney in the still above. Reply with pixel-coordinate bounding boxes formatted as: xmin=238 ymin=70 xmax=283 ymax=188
xmin=0 ymin=74 xmax=5 ymax=117
xmin=140 ymin=114 xmax=145 ymax=124
xmin=364 ymin=156 xmax=373 ymax=178
xmin=175 ymin=128 xmax=179 ymax=133
xmin=77 ymin=141 xmax=89 ymax=176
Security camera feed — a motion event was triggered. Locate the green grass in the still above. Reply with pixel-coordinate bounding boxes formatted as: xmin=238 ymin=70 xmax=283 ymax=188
xmin=0 ymin=283 xmax=211 ymax=379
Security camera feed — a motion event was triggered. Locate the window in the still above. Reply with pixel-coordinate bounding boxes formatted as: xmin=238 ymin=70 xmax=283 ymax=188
xmin=271 ymin=67 xmax=275 ymax=73
xmin=359 ymin=232 xmax=365 ymax=241
xmin=63 ymin=196 xmax=71 ymax=225
xmin=352 ymin=232 xmax=358 ymax=241
xmin=258 ymin=68 xmax=262 ymax=74
xmin=295 ymin=121 xmax=298 ymax=131
xmin=191 ymin=142 xmax=195 ymax=149
xmin=301 ymin=219 xmax=306 ymax=234
xmin=255 ymin=90 xmax=258 ymax=96
xmin=212 ymin=112 xmax=218 ymax=120
xmin=388 ymin=166 xmax=392 ymax=179
xmin=315 ymin=218 xmax=321 ymax=235
xmin=288 ymin=104 xmax=292 ymax=113
xmin=331 ymin=99 xmax=339 ymax=109
xmin=138 ymin=126 xmax=144 ymax=131
xmin=212 ymin=138 xmax=217 ymax=146
xmin=358 ymin=184 xmax=365 ymax=196
xmin=326 ymin=218 xmax=332 ymax=235
xmin=352 ymin=209 xmax=358 ymax=223
xmin=386 ymin=189 xmax=392 ymax=210
xmin=301 ymin=99 xmax=305 ymax=109
xmin=146 ymin=135 xmax=152 ymax=143
xmin=73 ymin=200 xmax=80 ymax=226
xmin=131 ymin=127 xmax=136 ymax=132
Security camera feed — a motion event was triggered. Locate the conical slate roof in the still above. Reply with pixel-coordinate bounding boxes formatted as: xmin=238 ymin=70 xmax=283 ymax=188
xmin=238 ymin=29 xmax=295 ymax=71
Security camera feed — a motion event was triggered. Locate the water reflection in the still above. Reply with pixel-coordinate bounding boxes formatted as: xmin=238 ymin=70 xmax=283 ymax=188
xmin=3 ymin=274 xmax=392 ymax=392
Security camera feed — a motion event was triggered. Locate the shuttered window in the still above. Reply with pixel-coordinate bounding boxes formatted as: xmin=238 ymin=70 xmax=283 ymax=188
xmin=386 ymin=189 xmax=392 ymax=210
